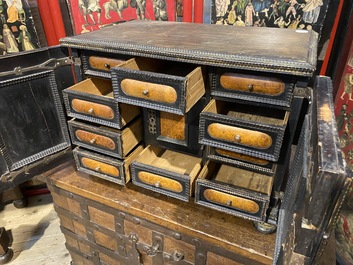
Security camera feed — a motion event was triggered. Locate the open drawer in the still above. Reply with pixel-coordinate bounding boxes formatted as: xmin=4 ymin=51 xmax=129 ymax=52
xmin=111 ymin=57 xmax=205 ymax=114
xmin=63 ymin=78 xmax=140 ymax=129
xmin=199 ymin=99 xmax=290 ymax=162
xmin=195 ymin=160 xmax=273 ymax=222
xmin=207 ymin=147 xmax=276 ymax=176
xmin=73 ymin=146 xmax=143 ymax=185
xmin=130 ymin=145 xmax=203 ymax=201
xmin=68 ymin=118 xmax=143 ymax=159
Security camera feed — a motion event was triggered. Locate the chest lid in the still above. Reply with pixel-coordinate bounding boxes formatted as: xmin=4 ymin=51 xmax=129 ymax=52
xmin=60 ymin=20 xmax=318 ymax=77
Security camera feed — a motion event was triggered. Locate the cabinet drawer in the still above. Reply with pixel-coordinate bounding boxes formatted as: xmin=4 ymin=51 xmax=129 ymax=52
xmin=211 ymin=68 xmax=294 ymax=107
xmin=73 ymin=146 xmax=143 ymax=185
xmin=111 ymin=58 xmax=205 ymax=114
xmin=195 ymin=161 xmax=273 ymax=221
xmin=63 ymin=78 xmax=140 ymax=129
xmin=80 ymin=50 xmax=132 ymax=78
xmin=68 ymin=118 xmax=143 ymax=159
xmin=131 ymin=145 xmax=202 ymax=201
xmin=199 ymin=99 xmax=289 ymax=161
xmin=143 ymin=98 xmax=205 ymax=155
xmin=207 ymin=147 xmax=276 ymax=175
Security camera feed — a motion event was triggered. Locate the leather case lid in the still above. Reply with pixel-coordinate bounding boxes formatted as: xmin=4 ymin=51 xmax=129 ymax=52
xmin=60 ymin=21 xmax=318 ymax=77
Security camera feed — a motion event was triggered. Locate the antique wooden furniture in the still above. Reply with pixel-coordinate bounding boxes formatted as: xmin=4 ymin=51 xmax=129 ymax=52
xmin=47 ymin=161 xmax=276 ymax=265
xmin=0 ymin=21 xmax=349 ymax=264
xmin=59 ymin=21 xmax=318 ymax=224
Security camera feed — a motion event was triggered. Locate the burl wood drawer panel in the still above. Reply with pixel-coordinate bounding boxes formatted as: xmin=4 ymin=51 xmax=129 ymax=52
xmin=130 ymin=145 xmax=202 ymax=201
xmin=73 ymin=146 xmax=143 ymax=185
xmin=211 ymin=68 xmax=294 ymax=108
xmin=80 ymin=50 xmax=132 ymax=78
xmin=63 ymin=78 xmax=140 ymax=129
xmin=68 ymin=118 xmax=143 ymax=159
xmin=142 ymin=98 xmax=205 ymax=155
xmin=111 ymin=57 xmax=205 ymax=115
xmin=199 ymin=99 xmax=289 ymax=162
xmin=207 ymin=147 xmax=276 ymax=176
xmin=195 ymin=160 xmax=273 ymax=222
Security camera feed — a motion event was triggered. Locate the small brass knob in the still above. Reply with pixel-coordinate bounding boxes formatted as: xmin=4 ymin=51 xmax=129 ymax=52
xmin=142 ymin=89 xmax=149 ymax=95
xmin=104 ymin=63 xmax=110 ymax=69
xmin=234 ymin=135 xmax=241 ymax=142
xmin=155 ymin=181 xmax=161 ymax=188
xmin=247 ymin=83 xmax=254 ymax=92
xmin=226 ymin=200 xmax=232 ymax=206
xmin=90 ymin=138 xmax=96 ymax=144
xmin=88 ymin=108 xmax=94 ymax=114
xmin=95 ymin=166 xmax=100 ymax=171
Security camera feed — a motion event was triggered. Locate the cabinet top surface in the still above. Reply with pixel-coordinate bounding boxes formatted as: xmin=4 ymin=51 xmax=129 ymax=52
xmin=60 ymin=20 xmax=318 ymax=77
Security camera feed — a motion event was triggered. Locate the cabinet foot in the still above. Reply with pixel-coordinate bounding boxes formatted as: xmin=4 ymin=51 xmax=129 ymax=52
xmin=13 ymin=198 xmax=27 ymax=209
xmin=253 ymin=222 xmax=277 ymax=234
xmin=0 ymin=248 xmax=13 ymax=264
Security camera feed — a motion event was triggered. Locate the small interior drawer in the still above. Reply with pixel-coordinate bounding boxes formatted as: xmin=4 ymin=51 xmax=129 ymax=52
xmin=63 ymin=78 xmax=140 ymax=129
xmin=207 ymin=147 xmax=276 ymax=176
xmin=195 ymin=161 xmax=273 ymax=221
xmin=73 ymin=146 xmax=143 ymax=185
xmin=142 ymin=98 xmax=204 ymax=156
xmin=111 ymin=57 xmax=205 ymax=114
xmin=88 ymin=56 xmax=126 ymax=72
xmin=68 ymin=118 xmax=143 ymax=159
xmin=130 ymin=145 xmax=202 ymax=201
xmin=211 ymin=68 xmax=294 ymax=108
xmin=199 ymin=99 xmax=289 ymax=162
xmin=80 ymin=50 xmax=132 ymax=78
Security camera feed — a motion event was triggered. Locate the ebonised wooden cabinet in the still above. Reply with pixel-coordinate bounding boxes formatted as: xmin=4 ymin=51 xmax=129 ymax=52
xmin=0 ymin=21 xmax=349 ymax=264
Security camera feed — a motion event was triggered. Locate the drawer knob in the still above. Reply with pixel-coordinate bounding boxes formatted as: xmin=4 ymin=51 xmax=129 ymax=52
xmin=234 ymin=135 xmax=241 ymax=142
xmin=155 ymin=181 xmax=161 ymax=188
xmin=104 ymin=63 xmax=110 ymax=69
xmin=88 ymin=108 xmax=94 ymax=114
xmin=90 ymin=138 xmax=96 ymax=144
xmin=247 ymin=83 xmax=254 ymax=92
xmin=142 ymin=89 xmax=149 ymax=95
xmin=226 ymin=200 xmax=232 ymax=206
xmin=95 ymin=166 xmax=100 ymax=171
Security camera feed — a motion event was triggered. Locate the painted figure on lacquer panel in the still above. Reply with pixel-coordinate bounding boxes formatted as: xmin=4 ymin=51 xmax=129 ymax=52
xmin=211 ymin=0 xmax=329 ymax=33
xmin=0 ymin=0 xmax=39 ymax=54
xmin=68 ymin=0 xmax=175 ymax=35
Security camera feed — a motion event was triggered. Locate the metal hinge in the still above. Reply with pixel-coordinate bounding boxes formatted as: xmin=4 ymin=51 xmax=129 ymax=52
xmin=0 ymin=57 xmax=74 ymax=77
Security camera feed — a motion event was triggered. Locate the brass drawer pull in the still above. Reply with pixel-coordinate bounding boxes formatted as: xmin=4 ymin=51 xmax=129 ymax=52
xmin=88 ymin=108 xmax=94 ymax=114
xmin=104 ymin=63 xmax=110 ymax=69
xmin=95 ymin=166 xmax=100 ymax=171
xmin=247 ymin=83 xmax=254 ymax=92
xmin=234 ymin=135 xmax=241 ymax=143
xmin=90 ymin=138 xmax=96 ymax=144
xmin=155 ymin=181 xmax=161 ymax=188
xmin=142 ymin=89 xmax=149 ymax=95
xmin=226 ymin=200 xmax=232 ymax=206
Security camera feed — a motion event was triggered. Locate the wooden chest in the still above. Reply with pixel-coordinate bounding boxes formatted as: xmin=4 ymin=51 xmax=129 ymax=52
xmin=47 ymin=162 xmax=276 ymax=265
xmin=1 ymin=20 xmax=347 ymax=265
